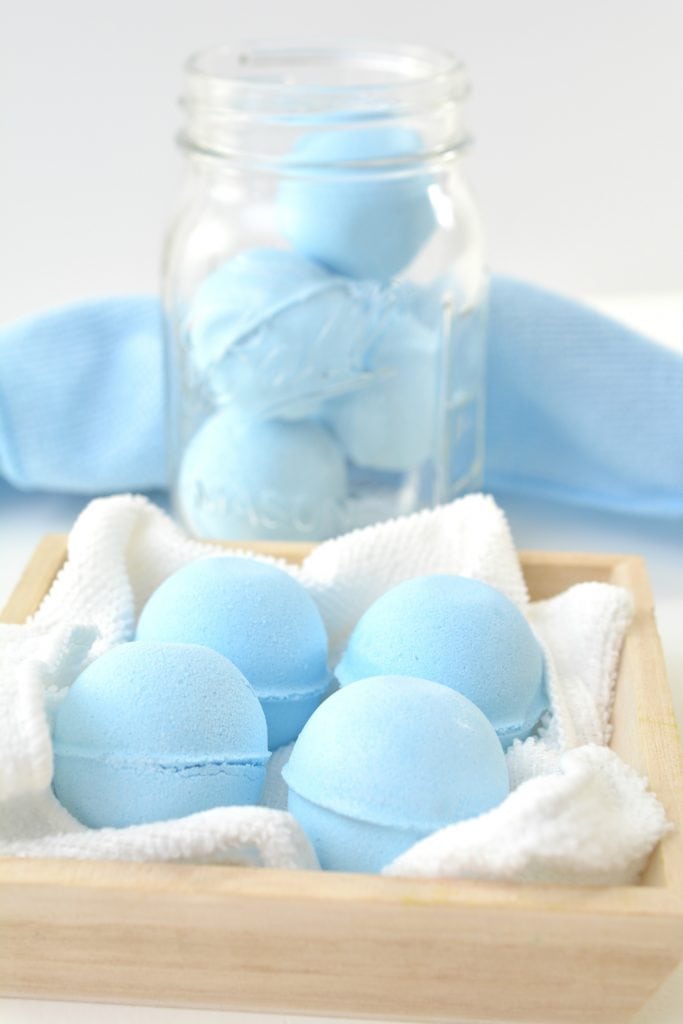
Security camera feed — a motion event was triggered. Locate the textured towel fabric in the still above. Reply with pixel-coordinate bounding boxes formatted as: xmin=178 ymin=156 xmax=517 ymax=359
xmin=0 ymin=296 xmax=164 ymax=494
xmin=0 ymin=280 xmax=682 ymax=515
xmin=486 ymin=278 xmax=683 ymax=517
xmin=384 ymin=745 xmax=669 ymax=885
xmin=0 ymin=493 xmax=670 ymax=883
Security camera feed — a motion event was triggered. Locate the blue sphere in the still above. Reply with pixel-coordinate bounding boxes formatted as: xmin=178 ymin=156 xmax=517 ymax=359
xmin=178 ymin=409 xmax=348 ymax=541
xmin=336 ymin=575 xmax=548 ymax=747
xmin=326 ymin=307 xmax=440 ymax=472
xmin=186 ymin=249 xmax=373 ymax=416
xmin=52 ymin=641 xmax=269 ymax=828
xmin=277 ymin=127 xmax=436 ymax=281
xmin=283 ymin=675 xmax=509 ymax=873
xmin=137 ymin=557 xmax=332 ymax=749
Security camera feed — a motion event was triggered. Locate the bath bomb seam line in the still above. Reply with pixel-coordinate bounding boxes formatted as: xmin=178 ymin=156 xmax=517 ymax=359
xmin=255 ymin=676 xmax=332 ymax=702
xmin=286 ymin=787 xmax=456 ymax=839
xmin=282 ymin=772 xmax=476 ymax=834
xmin=52 ymin=746 xmax=270 ymax=769
xmin=490 ymin=704 xmax=546 ymax=738
xmin=192 ymin=275 xmax=339 ymax=352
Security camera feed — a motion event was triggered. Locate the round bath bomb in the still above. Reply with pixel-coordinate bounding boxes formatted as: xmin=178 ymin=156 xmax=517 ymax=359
xmin=336 ymin=575 xmax=548 ymax=748
xmin=136 ymin=556 xmax=332 ymax=750
xmin=325 ymin=307 xmax=440 ymax=472
xmin=177 ymin=409 xmax=348 ymax=541
xmin=282 ymin=675 xmax=509 ymax=873
xmin=186 ymin=248 xmax=372 ymax=414
xmin=277 ymin=126 xmax=436 ymax=281
xmin=52 ymin=641 xmax=269 ymax=829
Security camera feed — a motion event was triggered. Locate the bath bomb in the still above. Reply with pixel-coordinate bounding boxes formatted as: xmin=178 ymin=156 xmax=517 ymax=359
xmin=336 ymin=575 xmax=548 ymax=748
xmin=277 ymin=126 xmax=436 ymax=281
xmin=186 ymin=248 xmax=373 ymax=414
xmin=177 ymin=409 xmax=348 ymax=541
xmin=282 ymin=675 xmax=509 ymax=873
xmin=52 ymin=641 xmax=269 ymax=829
xmin=136 ymin=556 xmax=332 ymax=750
xmin=326 ymin=307 xmax=440 ymax=472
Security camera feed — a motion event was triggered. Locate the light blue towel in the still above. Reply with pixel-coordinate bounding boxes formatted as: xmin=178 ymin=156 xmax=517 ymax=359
xmin=0 ymin=279 xmax=681 ymax=516
xmin=0 ymin=297 xmax=165 ymax=494
xmin=486 ymin=279 xmax=683 ymax=518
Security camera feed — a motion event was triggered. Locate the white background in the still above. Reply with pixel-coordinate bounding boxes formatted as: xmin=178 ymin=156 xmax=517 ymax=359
xmin=1 ymin=0 xmax=683 ymax=321
xmin=1 ymin=2 xmax=682 ymax=1022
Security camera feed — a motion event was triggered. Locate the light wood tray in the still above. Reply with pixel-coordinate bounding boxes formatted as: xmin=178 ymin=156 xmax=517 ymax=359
xmin=1 ymin=536 xmax=682 ymax=1023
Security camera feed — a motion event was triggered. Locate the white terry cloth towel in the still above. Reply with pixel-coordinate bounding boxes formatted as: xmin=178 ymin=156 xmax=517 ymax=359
xmin=0 ymin=493 xmax=670 ymax=882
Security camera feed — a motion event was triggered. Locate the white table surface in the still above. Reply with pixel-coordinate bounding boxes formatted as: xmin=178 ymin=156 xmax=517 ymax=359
xmin=1 ymin=294 xmax=682 ymax=1024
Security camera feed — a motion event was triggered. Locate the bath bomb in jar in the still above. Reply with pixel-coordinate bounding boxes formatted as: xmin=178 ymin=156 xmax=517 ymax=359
xmin=177 ymin=408 xmax=347 ymax=541
xmin=52 ymin=641 xmax=269 ymax=829
xmin=277 ymin=126 xmax=436 ymax=281
xmin=186 ymin=248 xmax=372 ymax=414
xmin=137 ymin=556 xmax=332 ymax=750
xmin=325 ymin=306 xmax=440 ymax=472
xmin=336 ymin=575 xmax=548 ymax=748
xmin=282 ymin=675 xmax=509 ymax=873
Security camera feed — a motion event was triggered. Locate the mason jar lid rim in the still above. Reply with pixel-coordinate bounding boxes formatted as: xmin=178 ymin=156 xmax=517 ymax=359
xmin=184 ymin=40 xmax=470 ymax=109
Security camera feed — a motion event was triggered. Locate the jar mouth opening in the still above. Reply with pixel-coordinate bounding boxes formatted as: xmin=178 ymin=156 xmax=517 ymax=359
xmin=184 ymin=39 xmax=469 ymax=120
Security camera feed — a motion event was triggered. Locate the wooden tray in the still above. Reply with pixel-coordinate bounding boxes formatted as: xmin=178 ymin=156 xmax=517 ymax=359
xmin=1 ymin=536 xmax=682 ymax=1023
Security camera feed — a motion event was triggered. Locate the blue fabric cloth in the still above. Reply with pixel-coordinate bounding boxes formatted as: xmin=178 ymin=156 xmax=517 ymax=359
xmin=0 ymin=279 xmax=681 ymax=516
xmin=485 ymin=279 xmax=683 ymax=518
xmin=0 ymin=297 xmax=165 ymax=494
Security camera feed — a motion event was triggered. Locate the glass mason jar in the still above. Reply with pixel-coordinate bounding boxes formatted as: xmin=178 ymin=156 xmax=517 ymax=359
xmin=163 ymin=41 xmax=486 ymax=541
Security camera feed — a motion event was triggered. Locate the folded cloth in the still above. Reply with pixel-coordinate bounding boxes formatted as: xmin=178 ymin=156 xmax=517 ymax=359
xmin=0 ymin=280 xmax=681 ymax=515
xmin=0 ymin=296 xmax=164 ymax=494
xmin=384 ymin=745 xmax=668 ymax=886
xmin=0 ymin=493 xmax=670 ymax=883
xmin=486 ymin=278 xmax=683 ymax=517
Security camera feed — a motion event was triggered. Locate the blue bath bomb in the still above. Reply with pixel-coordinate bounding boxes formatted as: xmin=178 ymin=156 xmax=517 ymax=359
xmin=137 ymin=556 xmax=332 ymax=750
xmin=336 ymin=575 xmax=548 ymax=748
xmin=186 ymin=249 xmax=373 ymax=415
xmin=283 ymin=675 xmax=509 ymax=873
xmin=277 ymin=127 xmax=436 ymax=281
xmin=52 ymin=641 xmax=269 ymax=829
xmin=177 ymin=409 xmax=348 ymax=541
xmin=326 ymin=307 xmax=440 ymax=472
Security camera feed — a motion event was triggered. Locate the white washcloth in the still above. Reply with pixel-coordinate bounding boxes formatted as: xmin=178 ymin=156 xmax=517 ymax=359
xmin=0 ymin=493 xmax=670 ymax=882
